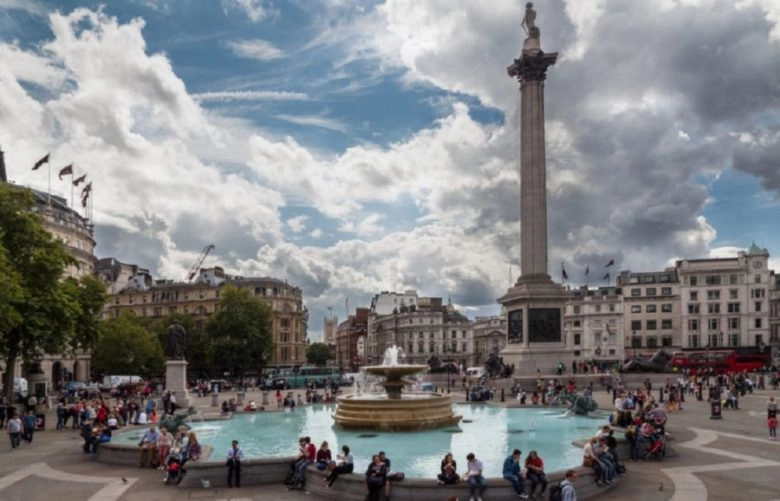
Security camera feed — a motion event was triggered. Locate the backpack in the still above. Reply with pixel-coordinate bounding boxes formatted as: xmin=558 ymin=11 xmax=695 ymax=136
xmin=548 ymin=482 xmax=564 ymax=501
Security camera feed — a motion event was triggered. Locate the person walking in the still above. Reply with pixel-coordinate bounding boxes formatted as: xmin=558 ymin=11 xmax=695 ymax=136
xmin=768 ymin=414 xmax=778 ymax=441
xmin=464 ymin=452 xmax=487 ymax=501
xmin=226 ymin=439 xmax=244 ymax=488
xmin=7 ymin=413 xmax=21 ymax=449
xmin=561 ymin=469 xmax=578 ymax=501
xmin=22 ymin=410 xmax=36 ymax=443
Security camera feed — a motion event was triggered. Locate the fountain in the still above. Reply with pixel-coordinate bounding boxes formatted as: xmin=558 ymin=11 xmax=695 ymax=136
xmin=334 ymin=346 xmax=461 ymax=431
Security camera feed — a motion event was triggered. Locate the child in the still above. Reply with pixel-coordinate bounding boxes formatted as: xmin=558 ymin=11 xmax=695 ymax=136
xmin=768 ymin=415 xmax=777 ymax=441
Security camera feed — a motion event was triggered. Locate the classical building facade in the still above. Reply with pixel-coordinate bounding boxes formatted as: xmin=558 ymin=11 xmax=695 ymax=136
xmin=564 ymin=286 xmax=625 ymax=362
xmin=0 ymin=148 xmax=96 ymax=387
xmin=472 ymin=314 xmax=507 ymax=367
xmin=677 ymin=245 xmax=772 ymax=352
xmin=617 ymin=270 xmax=680 ymax=356
xmin=101 ymin=263 xmax=308 ymax=369
xmin=366 ymin=291 xmax=474 ymax=367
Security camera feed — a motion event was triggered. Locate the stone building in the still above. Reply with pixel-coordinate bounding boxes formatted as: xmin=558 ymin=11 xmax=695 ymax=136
xmin=564 ymin=286 xmax=625 ymax=362
xmin=0 ymin=148 xmax=95 ymax=387
xmin=677 ymin=245 xmax=772 ymax=352
xmin=617 ymin=270 xmax=680 ymax=356
xmin=472 ymin=314 xmax=507 ymax=367
xmin=101 ymin=263 xmax=308 ymax=369
xmin=335 ymin=308 xmax=368 ymax=371
xmin=366 ymin=291 xmax=474 ymax=367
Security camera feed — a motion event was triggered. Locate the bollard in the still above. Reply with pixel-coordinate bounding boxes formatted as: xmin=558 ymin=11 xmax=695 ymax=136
xmin=709 ymin=400 xmax=722 ymax=420
xmin=211 ymin=393 xmax=219 ymax=407
xmin=501 ymin=388 xmax=505 ymax=402
xmin=261 ymin=391 xmax=269 ymax=406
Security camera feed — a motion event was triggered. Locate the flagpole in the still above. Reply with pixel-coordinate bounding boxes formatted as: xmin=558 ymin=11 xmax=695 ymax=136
xmin=71 ymin=170 xmax=74 ymax=209
xmin=47 ymin=160 xmax=51 ymax=204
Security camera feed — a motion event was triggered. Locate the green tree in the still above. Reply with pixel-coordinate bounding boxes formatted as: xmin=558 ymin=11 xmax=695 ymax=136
xmin=91 ymin=313 xmax=164 ymax=377
xmin=205 ymin=286 xmax=273 ymax=382
xmin=306 ymin=342 xmax=331 ymax=366
xmin=0 ymin=184 xmax=81 ymax=401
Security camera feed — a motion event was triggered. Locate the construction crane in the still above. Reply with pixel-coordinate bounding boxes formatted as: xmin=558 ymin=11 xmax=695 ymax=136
xmin=186 ymin=244 xmax=215 ymax=282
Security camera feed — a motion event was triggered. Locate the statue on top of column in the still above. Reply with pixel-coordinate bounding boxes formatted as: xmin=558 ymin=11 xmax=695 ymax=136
xmin=521 ymin=2 xmax=540 ymax=39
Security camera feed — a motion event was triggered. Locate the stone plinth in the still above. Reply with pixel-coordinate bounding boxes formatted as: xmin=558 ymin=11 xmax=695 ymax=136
xmin=164 ymin=359 xmax=190 ymax=408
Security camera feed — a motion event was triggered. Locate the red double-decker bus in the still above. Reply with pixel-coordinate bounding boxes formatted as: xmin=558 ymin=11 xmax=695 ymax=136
xmin=671 ymin=349 xmax=769 ymax=375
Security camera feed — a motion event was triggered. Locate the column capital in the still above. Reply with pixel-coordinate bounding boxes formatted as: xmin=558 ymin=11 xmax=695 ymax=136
xmin=507 ymin=51 xmax=558 ymax=83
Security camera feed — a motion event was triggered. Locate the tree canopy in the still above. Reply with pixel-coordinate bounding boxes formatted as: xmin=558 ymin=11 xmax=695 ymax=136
xmin=205 ymin=285 xmax=273 ymax=380
xmin=91 ymin=313 xmax=164 ymax=377
xmin=0 ymin=184 xmax=102 ymax=400
xmin=306 ymin=342 xmax=331 ymax=366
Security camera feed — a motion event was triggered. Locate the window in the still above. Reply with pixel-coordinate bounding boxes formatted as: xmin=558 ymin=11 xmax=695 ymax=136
xmin=690 ymin=276 xmax=698 ymax=286
xmin=707 ymin=290 xmax=720 ymax=300
xmin=729 ymin=333 xmax=739 ymax=347
xmin=708 ymin=318 xmax=719 ymax=331
xmin=751 ymin=289 xmax=766 ymax=299
xmin=573 ymin=320 xmax=581 ymax=327
xmin=631 ymin=336 xmax=642 ymax=348
xmin=728 ymin=318 xmax=740 ymax=330
xmin=690 ymin=291 xmax=698 ymax=301
xmin=705 ymin=275 xmax=721 ymax=285
xmin=662 ymin=304 xmax=673 ymax=313
xmin=609 ymin=304 xmax=616 ymax=312
xmin=688 ymin=334 xmax=700 ymax=348
xmin=662 ymin=319 xmax=673 ymax=330
xmin=661 ymin=287 xmax=672 ymax=296
xmin=631 ymin=305 xmax=641 ymax=313
xmin=727 ymin=303 xmax=740 ymax=313
xmin=729 ymin=274 xmax=738 ymax=285
xmin=662 ymin=335 xmax=673 ymax=347
xmin=594 ymin=305 xmax=601 ymax=312
xmin=573 ymin=305 xmax=581 ymax=314
xmin=281 ymin=318 xmax=290 ymax=328
xmin=755 ymin=301 xmax=762 ymax=312
xmin=642 ymin=275 xmax=656 ymax=284
xmin=708 ymin=303 xmax=720 ymax=314
xmin=708 ymin=333 xmax=721 ymax=347
xmin=646 ymin=287 xmax=657 ymax=296
xmin=646 ymin=336 xmax=658 ymax=348
xmin=688 ymin=319 xmax=699 ymax=331
xmin=646 ymin=320 xmax=657 ymax=330
xmin=646 ymin=305 xmax=657 ymax=313
xmin=688 ymin=304 xmax=700 ymax=314
xmin=631 ymin=320 xmax=641 ymax=331
xmin=631 ymin=288 xmax=641 ymax=297
xmin=573 ymin=333 xmax=581 ymax=345
xmin=755 ymin=274 xmax=761 ymax=284
xmin=729 ymin=289 xmax=738 ymax=299
xmin=755 ymin=318 xmax=762 ymax=329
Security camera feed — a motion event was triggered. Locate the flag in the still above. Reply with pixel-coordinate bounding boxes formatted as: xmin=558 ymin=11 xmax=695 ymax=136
xmin=72 ymin=174 xmax=87 ymax=186
xmin=585 ymin=266 xmax=590 ymax=276
xmin=605 ymin=259 xmax=614 ymax=267
xmin=562 ymin=264 xmax=568 ymax=281
xmin=32 ymin=153 xmax=49 ymax=170
xmin=603 ymin=272 xmax=610 ymax=280
xmin=81 ymin=181 xmax=92 ymax=197
xmin=58 ymin=164 xmax=73 ymax=180
xmin=81 ymin=192 xmax=89 ymax=208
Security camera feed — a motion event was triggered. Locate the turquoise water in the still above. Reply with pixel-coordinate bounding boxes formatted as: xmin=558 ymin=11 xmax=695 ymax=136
xmin=115 ymin=404 xmax=604 ymax=478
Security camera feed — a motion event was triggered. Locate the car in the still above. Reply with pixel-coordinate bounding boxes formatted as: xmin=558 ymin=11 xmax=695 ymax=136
xmin=208 ymin=379 xmax=233 ymax=392
xmin=63 ymin=381 xmax=87 ymax=392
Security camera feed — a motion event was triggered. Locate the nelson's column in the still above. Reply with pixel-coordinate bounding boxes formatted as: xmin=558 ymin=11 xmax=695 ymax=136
xmin=500 ymin=4 xmax=571 ymax=374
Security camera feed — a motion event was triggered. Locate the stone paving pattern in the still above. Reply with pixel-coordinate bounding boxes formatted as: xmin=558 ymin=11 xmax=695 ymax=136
xmin=1 ymin=378 xmax=779 ymax=501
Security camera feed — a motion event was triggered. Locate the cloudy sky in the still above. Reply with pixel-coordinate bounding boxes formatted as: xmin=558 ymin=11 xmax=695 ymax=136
xmin=2 ymin=0 xmax=780 ymax=338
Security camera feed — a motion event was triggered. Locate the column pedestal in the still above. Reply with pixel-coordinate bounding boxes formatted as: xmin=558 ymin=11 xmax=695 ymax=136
xmin=164 ymin=360 xmax=190 ymax=408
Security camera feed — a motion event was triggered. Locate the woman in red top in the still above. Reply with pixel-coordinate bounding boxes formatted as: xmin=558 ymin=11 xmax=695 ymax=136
xmin=524 ymin=450 xmax=548 ymax=496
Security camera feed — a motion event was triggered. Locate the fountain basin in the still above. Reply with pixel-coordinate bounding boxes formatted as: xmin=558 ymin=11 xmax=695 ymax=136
xmin=334 ymin=393 xmax=462 ymax=431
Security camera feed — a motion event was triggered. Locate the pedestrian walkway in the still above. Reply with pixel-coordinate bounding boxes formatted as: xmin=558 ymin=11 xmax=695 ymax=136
xmin=0 ymin=384 xmax=778 ymax=500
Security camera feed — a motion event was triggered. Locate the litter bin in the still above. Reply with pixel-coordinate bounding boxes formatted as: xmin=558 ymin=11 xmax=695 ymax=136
xmin=211 ymin=393 xmax=219 ymax=407
xmin=237 ymin=391 xmax=245 ymax=406
xmin=709 ymin=400 xmax=722 ymax=420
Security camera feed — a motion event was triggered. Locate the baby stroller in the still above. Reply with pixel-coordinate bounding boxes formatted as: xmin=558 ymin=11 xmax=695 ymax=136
xmin=637 ymin=424 xmax=666 ymax=461
xmin=163 ymin=448 xmax=188 ymax=485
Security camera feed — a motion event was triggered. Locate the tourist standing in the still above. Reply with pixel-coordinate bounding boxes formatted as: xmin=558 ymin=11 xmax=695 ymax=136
xmin=226 ymin=439 xmax=244 ymax=488
xmin=561 ymin=469 xmax=578 ymax=501
xmin=768 ymin=414 xmax=778 ymax=441
xmin=503 ymin=448 xmax=528 ymax=498
xmin=365 ymin=454 xmax=387 ymax=501
xmin=22 ymin=410 xmax=36 ymax=443
xmin=7 ymin=412 xmax=21 ymax=449
xmin=325 ymin=445 xmax=353 ymax=487
xmin=464 ymin=452 xmax=487 ymax=501
xmin=157 ymin=428 xmax=173 ymax=469
xmin=767 ymin=396 xmax=777 ymax=418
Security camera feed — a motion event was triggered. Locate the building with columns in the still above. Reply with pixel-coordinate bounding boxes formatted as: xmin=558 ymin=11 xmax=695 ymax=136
xmin=564 ymin=287 xmax=625 ymax=363
xmin=617 ymin=270 xmax=680 ymax=356
xmin=472 ymin=314 xmax=507 ymax=367
xmin=101 ymin=263 xmax=308 ymax=369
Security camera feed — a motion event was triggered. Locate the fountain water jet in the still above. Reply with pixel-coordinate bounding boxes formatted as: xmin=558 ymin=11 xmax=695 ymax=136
xmin=334 ymin=346 xmax=461 ymax=431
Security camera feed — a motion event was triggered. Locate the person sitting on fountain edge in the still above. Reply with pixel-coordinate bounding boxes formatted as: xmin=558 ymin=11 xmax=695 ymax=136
xmin=503 ymin=448 xmax=528 ymax=498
